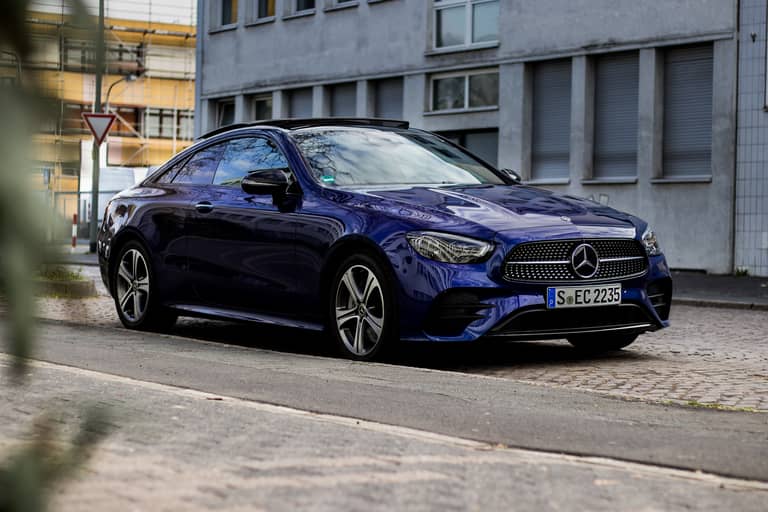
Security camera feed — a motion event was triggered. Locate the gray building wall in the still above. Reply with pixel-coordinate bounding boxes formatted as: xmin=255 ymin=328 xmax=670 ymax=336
xmin=196 ymin=0 xmax=749 ymax=274
xmin=735 ymin=0 xmax=768 ymax=276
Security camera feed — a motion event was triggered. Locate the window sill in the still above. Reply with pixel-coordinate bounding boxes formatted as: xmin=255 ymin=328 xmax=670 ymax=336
xmin=245 ymin=16 xmax=276 ymax=27
xmin=368 ymin=0 xmax=394 ymax=3
xmin=283 ymin=10 xmax=316 ymax=20
xmin=423 ymin=106 xmax=498 ymax=116
xmin=324 ymin=2 xmax=359 ymax=13
xmin=525 ymin=178 xmax=570 ymax=186
xmin=209 ymin=24 xmax=238 ymax=34
xmin=425 ymin=42 xmax=499 ymax=57
xmin=651 ymin=176 xmax=712 ymax=184
xmin=581 ymin=177 xmax=638 ymax=185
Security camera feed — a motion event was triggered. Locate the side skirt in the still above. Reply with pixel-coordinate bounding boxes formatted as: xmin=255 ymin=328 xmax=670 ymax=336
xmin=168 ymin=304 xmax=325 ymax=332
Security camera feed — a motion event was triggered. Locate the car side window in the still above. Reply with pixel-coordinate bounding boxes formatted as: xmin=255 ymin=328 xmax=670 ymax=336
xmin=155 ymin=160 xmax=184 ymax=183
xmin=213 ymin=137 xmax=289 ymax=187
xmin=172 ymin=142 xmax=226 ymax=185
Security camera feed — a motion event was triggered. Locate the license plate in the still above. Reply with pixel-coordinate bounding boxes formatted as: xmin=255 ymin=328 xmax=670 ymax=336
xmin=546 ymin=284 xmax=622 ymax=309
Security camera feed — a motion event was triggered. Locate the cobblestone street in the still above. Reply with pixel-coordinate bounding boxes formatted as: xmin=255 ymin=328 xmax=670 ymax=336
xmin=33 ymin=266 xmax=768 ymax=412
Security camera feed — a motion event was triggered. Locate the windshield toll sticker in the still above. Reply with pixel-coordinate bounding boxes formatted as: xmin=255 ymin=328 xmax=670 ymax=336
xmin=321 ymin=175 xmax=336 ymax=184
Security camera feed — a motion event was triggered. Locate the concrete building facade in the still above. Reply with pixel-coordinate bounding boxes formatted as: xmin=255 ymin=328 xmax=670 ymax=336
xmin=195 ymin=0 xmax=767 ymax=276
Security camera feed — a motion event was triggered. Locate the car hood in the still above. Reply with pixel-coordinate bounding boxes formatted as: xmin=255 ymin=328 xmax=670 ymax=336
xmin=351 ymin=184 xmax=640 ymax=241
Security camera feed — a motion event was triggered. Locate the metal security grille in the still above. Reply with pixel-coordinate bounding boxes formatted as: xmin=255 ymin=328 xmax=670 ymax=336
xmin=663 ymin=45 xmax=713 ymax=177
xmin=531 ymin=59 xmax=572 ymax=180
xmin=289 ymin=88 xmax=313 ymax=118
xmin=503 ymin=239 xmax=648 ymax=283
xmin=330 ymin=82 xmax=357 ymax=117
xmin=594 ymin=51 xmax=639 ymax=178
xmin=374 ymin=78 xmax=404 ymax=119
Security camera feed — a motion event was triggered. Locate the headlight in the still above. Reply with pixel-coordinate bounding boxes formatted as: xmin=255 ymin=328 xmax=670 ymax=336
xmin=406 ymin=231 xmax=494 ymax=263
xmin=642 ymin=227 xmax=661 ymax=256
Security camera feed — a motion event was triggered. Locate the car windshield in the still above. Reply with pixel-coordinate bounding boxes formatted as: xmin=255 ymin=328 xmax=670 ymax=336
xmin=291 ymin=127 xmax=505 ymax=187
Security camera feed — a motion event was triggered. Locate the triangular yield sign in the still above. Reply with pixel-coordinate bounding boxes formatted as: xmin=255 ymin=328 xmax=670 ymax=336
xmin=82 ymin=113 xmax=117 ymax=146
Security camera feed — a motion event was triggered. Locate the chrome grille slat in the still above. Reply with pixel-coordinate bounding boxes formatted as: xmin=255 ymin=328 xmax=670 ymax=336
xmin=503 ymin=238 xmax=648 ymax=283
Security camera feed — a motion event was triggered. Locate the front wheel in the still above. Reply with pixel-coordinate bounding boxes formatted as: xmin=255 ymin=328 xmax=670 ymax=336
xmin=112 ymin=240 xmax=177 ymax=331
xmin=329 ymin=254 xmax=397 ymax=361
xmin=567 ymin=332 xmax=639 ymax=352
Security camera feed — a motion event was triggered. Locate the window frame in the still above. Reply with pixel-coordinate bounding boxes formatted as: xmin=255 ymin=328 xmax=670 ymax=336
xmin=251 ymin=94 xmax=274 ymax=121
xmin=428 ymin=68 xmax=499 ymax=114
xmin=216 ymin=98 xmax=236 ymax=128
xmin=170 ymin=141 xmax=228 ymax=186
xmin=211 ymin=0 xmax=239 ymax=31
xmin=293 ymin=0 xmax=317 ymax=15
xmin=432 ymin=0 xmax=499 ymax=51
xmin=248 ymin=0 xmax=276 ymax=23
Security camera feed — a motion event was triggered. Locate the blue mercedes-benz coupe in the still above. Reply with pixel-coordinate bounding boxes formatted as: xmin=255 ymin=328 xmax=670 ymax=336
xmin=98 ymin=118 xmax=672 ymax=360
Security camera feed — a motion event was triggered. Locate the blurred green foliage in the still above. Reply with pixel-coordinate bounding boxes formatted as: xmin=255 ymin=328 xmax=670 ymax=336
xmin=1 ymin=2 xmax=111 ymax=511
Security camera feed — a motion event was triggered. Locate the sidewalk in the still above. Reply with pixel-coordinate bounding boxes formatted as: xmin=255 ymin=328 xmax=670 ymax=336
xmin=46 ymin=245 xmax=768 ymax=311
xmin=672 ymin=271 xmax=768 ymax=311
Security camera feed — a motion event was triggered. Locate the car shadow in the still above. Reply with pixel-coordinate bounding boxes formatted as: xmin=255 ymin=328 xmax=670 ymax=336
xmin=168 ymin=317 xmax=656 ymax=373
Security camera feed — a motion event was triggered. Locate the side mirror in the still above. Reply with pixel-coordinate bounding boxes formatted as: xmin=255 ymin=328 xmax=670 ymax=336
xmin=241 ymin=168 xmax=290 ymax=195
xmin=500 ymin=168 xmax=523 ymax=184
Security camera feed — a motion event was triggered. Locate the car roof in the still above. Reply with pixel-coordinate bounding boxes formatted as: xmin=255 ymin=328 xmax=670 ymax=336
xmin=198 ymin=118 xmax=409 ymax=140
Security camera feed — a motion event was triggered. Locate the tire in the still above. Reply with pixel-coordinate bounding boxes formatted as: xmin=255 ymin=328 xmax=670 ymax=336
xmin=567 ymin=332 xmax=639 ymax=352
xmin=112 ymin=240 xmax=177 ymax=331
xmin=328 ymin=253 xmax=397 ymax=361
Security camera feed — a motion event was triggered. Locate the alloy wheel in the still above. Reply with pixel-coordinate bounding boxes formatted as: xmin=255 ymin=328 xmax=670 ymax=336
xmin=115 ymin=248 xmax=150 ymax=323
xmin=334 ymin=264 xmax=385 ymax=357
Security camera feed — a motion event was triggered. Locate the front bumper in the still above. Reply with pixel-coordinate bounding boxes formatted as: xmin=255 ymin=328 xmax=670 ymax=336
xmin=395 ymin=248 xmax=672 ymax=342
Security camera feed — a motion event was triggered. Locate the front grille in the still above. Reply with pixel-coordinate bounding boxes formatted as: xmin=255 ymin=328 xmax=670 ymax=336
xmin=503 ymin=238 xmax=648 ymax=283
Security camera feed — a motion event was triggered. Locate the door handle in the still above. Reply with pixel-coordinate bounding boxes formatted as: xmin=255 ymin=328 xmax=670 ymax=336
xmin=195 ymin=201 xmax=214 ymax=214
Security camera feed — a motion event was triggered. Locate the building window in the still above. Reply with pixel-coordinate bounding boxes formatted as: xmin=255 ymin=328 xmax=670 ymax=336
xmin=222 ymin=0 xmax=239 ymax=25
xmin=330 ymin=82 xmax=357 ymax=117
xmin=593 ymin=51 xmax=639 ymax=179
xmin=295 ymin=0 xmax=316 ymax=13
xmin=439 ymin=129 xmax=499 ymax=166
xmin=434 ymin=0 xmax=499 ymax=50
xmin=431 ymin=70 xmax=498 ymax=112
xmin=663 ymin=45 xmax=713 ymax=177
xmin=250 ymin=0 xmax=275 ymax=20
xmin=145 ymin=108 xmax=195 ymax=139
xmin=531 ymin=59 xmax=572 ymax=181
xmin=216 ymin=99 xmax=235 ymax=127
xmin=288 ymin=88 xmax=313 ymax=117
xmin=252 ymin=94 xmax=273 ymax=120
xmin=374 ymin=78 xmax=404 ymax=119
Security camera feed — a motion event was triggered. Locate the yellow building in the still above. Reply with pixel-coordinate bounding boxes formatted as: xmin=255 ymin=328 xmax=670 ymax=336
xmin=6 ymin=5 xmax=196 ymax=231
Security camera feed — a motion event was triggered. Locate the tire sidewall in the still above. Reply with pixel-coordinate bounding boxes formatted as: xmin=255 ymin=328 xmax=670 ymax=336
xmin=328 ymin=253 xmax=398 ymax=361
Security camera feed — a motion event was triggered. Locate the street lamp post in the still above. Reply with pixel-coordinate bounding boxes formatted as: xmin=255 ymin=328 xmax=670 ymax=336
xmin=104 ymin=73 xmax=137 ymax=112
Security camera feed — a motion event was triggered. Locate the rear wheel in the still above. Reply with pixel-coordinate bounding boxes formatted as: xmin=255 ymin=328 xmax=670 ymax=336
xmin=112 ymin=240 xmax=177 ymax=331
xmin=567 ymin=332 xmax=639 ymax=352
xmin=329 ymin=254 xmax=397 ymax=361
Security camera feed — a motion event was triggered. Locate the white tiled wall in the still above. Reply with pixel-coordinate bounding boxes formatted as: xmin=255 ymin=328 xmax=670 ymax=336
xmin=735 ymin=0 xmax=768 ymax=276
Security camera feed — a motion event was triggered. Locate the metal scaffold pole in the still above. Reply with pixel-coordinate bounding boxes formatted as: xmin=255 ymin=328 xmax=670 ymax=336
xmin=89 ymin=0 xmax=105 ymax=253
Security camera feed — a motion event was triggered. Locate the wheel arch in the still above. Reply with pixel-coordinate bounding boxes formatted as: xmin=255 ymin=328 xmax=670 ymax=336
xmin=319 ymin=235 xmax=398 ymax=307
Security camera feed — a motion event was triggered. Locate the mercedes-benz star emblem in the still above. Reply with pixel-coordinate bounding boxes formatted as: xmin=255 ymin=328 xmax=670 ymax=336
xmin=570 ymin=243 xmax=599 ymax=279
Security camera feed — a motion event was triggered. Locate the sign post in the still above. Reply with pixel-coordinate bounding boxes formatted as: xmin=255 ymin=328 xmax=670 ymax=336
xmin=88 ymin=0 xmax=106 ymax=254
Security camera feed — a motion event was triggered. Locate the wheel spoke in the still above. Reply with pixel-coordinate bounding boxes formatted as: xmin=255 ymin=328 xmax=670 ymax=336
xmin=336 ymin=306 xmax=358 ymax=327
xmin=362 ymin=271 xmax=377 ymax=303
xmin=341 ymin=272 xmax=362 ymax=302
xmin=364 ymin=315 xmax=383 ymax=340
xmin=119 ymin=289 xmax=133 ymax=312
xmin=133 ymin=289 xmax=142 ymax=317
xmin=353 ymin=318 xmax=365 ymax=354
xmin=135 ymin=277 xmax=150 ymax=293
xmin=132 ymin=250 xmax=139 ymax=278
xmin=117 ymin=263 xmax=133 ymax=284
